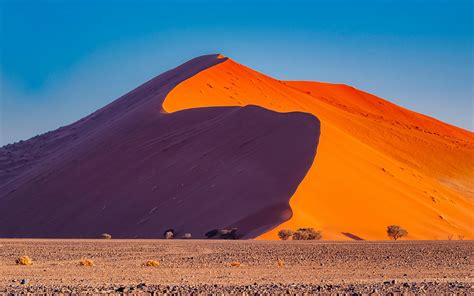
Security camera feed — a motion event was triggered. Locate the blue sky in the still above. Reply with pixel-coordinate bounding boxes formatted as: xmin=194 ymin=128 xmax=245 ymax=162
xmin=1 ymin=0 xmax=472 ymax=145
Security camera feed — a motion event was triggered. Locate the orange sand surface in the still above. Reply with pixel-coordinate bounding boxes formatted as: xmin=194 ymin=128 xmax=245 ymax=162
xmin=163 ymin=58 xmax=474 ymax=240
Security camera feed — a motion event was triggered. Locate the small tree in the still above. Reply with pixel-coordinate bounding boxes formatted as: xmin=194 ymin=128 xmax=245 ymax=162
xmin=278 ymin=229 xmax=294 ymax=240
xmin=387 ymin=225 xmax=408 ymax=240
xmin=292 ymin=228 xmax=322 ymax=240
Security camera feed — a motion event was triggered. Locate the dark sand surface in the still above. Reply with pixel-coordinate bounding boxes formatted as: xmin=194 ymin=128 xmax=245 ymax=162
xmin=0 ymin=240 xmax=471 ymax=294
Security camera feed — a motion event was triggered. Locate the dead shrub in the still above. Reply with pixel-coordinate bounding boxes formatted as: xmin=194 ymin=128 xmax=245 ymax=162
xmin=144 ymin=260 xmax=160 ymax=267
xmin=101 ymin=233 xmax=112 ymax=239
xmin=79 ymin=259 xmax=94 ymax=267
xmin=219 ymin=228 xmax=238 ymax=239
xmin=292 ymin=228 xmax=322 ymax=240
xmin=182 ymin=233 xmax=192 ymax=239
xmin=230 ymin=261 xmax=241 ymax=267
xmin=164 ymin=229 xmax=174 ymax=239
xmin=278 ymin=229 xmax=294 ymax=240
xmin=205 ymin=228 xmax=239 ymax=239
xmin=205 ymin=229 xmax=219 ymax=238
xmin=16 ymin=256 xmax=32 ymax=266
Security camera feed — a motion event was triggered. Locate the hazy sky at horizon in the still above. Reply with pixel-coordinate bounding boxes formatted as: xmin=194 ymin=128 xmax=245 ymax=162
xmin=1 ymin=0 xmax=473 ymax=145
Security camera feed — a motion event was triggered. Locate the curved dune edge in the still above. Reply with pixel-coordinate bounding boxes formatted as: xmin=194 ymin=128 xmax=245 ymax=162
xmin=163 ymin=58 xmax=474 ymax=240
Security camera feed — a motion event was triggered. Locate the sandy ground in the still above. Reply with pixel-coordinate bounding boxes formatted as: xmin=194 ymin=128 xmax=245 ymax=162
xmin=0 ymin=240 xmax=472 ymax=294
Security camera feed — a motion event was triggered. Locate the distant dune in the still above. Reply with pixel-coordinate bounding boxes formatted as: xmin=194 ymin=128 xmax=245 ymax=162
xmin=0 ymin=54 xmax=472 ymax=239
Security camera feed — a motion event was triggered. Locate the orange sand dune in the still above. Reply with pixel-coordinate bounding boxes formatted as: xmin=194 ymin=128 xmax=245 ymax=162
xmin=164 ymin=57 xmax=474 ymax=240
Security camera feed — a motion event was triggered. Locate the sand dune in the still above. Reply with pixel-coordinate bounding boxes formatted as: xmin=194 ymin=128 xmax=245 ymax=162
xmin=163 ymin=57 xmax=474 ymax=240
xmin=0 ymin=55 xmax=319 ymax=238
xmin=1 ymin=54 xmax=472 ymax=239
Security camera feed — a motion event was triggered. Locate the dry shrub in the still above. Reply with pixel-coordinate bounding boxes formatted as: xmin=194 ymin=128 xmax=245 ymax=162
xmin=164 ymin=229 xmax=174 ymax=239
xmin=387 ymin=225 xmax=408 ymax=240
xmin=219 ymin=228 xmax=238 ymax=239
xmin=16 ymin=256 xmax=32 ymax=266
xmin=278 ymin=229 xmax=294 ymax=240
xmin=144 ymin=260 xmax=160 ymax=267
xmin=79 ymin=259 xmax=95 ymax=267
xmin=292 ymin=228 xmax=322 ymax=240
xmin=230 ymin=261 xmax=241 ymax=267
xmin=205 ymin=228 xmax=239 ymax=239
xmin=205 ymin=229 xmax=219 ymax=238
xmin=277 ymin=259 xmax=284 ymax=267
xmin=101 ymin=233 xmax=112 ymax=239
xmin=182 ymin=233 xmax=192 ymax=239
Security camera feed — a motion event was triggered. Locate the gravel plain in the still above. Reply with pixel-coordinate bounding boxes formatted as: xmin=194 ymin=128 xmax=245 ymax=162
xmin=0 ymin=239 xmax=472 ymax=294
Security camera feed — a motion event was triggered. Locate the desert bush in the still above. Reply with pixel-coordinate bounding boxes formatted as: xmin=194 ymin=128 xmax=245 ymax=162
xmin=278 ymin=229 xmax=294 ymax=240
xmin=16 ymin=256 xmax=32 ymax=266
xmin=205 ymin=229 xmax=219 ymax=238
xmin=219 ymin=228 xmax=238 ymax=239
xmin=447 ymin=234 xmax=453 ymax=240
xmin=292 ymin=228 xmax=322 ymax=240
xmin=205 ymin=228 xmax=239 ymax=239
xmin=163 ymin=229 xmax=174 ymax=239
xmin=79 ymin=259 xmax=94 ymax=267
xmin=387 ymin=225 xmax=408 ymax=240
xmin=182 ymin=233 xmax=192 ymax=239
xmin=458 ymin=234 xmax=465 ymax=240
xmin=101 ymin=233 xmax=112 ymax=239
xmin=144 ymin=260 xmax=160 ymax=267
xmin=230 ymin=261 xmax=241 ymax=267
xmin=277 ymin=259 xmax=284 ymax=267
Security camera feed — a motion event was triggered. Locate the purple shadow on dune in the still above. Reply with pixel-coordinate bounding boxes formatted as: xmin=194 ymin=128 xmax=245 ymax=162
xmin=0 ymin=54 xmax=320 ymax=238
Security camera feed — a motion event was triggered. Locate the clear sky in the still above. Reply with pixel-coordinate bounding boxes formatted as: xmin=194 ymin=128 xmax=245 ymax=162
xmin=1 ymin=0 xmax=472 ymax=145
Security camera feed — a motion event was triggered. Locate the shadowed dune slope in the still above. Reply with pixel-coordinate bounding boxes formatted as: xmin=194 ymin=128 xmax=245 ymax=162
xmin=0 ymin=55 xmax=320 ymax=238
xmin=163 ymin=58 xmax=474 ymax=240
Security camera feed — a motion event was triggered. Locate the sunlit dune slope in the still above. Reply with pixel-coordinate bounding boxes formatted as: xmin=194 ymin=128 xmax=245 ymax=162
xmin=164 ymin=58 xmax=474 ymax=240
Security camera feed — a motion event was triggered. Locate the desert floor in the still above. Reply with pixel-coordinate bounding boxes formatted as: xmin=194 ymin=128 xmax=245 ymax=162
xmin=0 ymin=240 xmax=472 ymax=294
